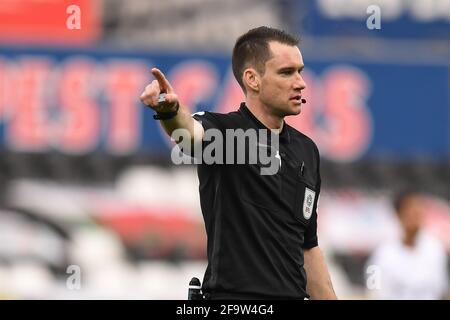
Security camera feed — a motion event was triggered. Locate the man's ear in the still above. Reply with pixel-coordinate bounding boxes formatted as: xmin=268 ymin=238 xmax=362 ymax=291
xmin=243 ymin=68 xmax=260 ymax=92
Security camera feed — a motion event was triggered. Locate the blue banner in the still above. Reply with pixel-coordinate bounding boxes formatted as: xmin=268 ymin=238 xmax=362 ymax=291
xmin=295 ymin=0 xmax=450 ymax=40
xmin=0 ymin=46 xmax=448 ymax=161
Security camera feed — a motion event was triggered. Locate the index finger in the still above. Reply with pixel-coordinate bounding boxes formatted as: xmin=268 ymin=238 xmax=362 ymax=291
xmin=151 ymin=68 xmax=172 ymax=93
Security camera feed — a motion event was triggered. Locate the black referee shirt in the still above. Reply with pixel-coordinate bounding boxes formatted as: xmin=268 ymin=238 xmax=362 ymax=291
xmin=192 ymin=103 xmax=321 ymax=299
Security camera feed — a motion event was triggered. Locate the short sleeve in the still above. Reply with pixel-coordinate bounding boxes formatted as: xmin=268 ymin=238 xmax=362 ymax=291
xmin=191 ymin=111 xmax=232 ymax=163
xmin=302 ymin=144 xmax=321 ymax=249
xmin=302 ymin=191 xmax=319 ymax=249
xmin=192 ymin=111 xmax=226 ymax=133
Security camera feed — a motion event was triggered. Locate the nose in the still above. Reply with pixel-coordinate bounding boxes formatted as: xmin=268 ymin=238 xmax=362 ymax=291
xmin=294 ymin=74 xmax=307 ymax=91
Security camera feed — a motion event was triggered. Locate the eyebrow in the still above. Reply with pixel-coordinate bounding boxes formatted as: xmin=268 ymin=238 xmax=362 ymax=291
xmin=278 ymin=65 xmax=304 ymax=72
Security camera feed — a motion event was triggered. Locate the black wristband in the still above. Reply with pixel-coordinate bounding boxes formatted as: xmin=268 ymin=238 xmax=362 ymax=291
xmin=153 ymin=103 xmax=179 ymax=120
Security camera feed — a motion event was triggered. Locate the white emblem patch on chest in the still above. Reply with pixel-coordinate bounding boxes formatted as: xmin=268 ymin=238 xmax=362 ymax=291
xmin=303 ymin=187 xmax=315 ymax=220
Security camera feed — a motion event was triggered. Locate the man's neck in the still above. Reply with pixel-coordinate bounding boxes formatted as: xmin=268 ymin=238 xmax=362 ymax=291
xmin=245 ymin=99 xmax=284 ymax=131
xmin=402 ymin=230 xmax=419 ymax=248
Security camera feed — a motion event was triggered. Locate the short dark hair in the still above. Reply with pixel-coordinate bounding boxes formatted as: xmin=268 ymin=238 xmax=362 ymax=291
xmin=393 ymin=189 xmax=421 ymax=214
xmin=232 ymin=26 xmax=299 ymax=92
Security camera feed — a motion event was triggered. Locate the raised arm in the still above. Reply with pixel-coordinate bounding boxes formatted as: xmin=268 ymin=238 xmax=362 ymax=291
xmin=139 ymin=68 xmax=204 ymax=144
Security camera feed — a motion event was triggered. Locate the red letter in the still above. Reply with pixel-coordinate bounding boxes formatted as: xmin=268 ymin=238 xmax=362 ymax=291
xmin=7 ymin=58 xmax=51 ymax=151
xmin=287 ymin=66 xmax=373 ymax=162
xmin=105 ymin=60 xmax=147 ymax=154
xmin=169 ymin=61 xmax=219 ymax=113
xmin=0 ymin=58 xmax=7 ymax=121
xmin=57 ymin=58 xmax=99 ymax=153
xmin=321 ymin=66 xmax=372 ymax=161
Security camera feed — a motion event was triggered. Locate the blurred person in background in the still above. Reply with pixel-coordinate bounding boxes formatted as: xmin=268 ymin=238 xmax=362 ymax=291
xmin=140 ymin=26 xmax=337 ymax=300
xmin=366 ymin=190 xmax=448 ymax=300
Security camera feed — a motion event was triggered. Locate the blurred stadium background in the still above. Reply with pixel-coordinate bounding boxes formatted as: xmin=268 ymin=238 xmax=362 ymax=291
xmin=0 ymin=0 xmax=449 ymax=299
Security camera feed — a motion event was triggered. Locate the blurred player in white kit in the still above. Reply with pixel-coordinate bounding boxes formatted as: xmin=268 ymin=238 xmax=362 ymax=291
xmin=366 ymin=190 xmax=448 ymax=300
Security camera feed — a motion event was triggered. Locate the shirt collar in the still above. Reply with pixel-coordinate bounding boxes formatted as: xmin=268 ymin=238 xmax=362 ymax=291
xmin=239 ymin=102 xmax=291 ymax=143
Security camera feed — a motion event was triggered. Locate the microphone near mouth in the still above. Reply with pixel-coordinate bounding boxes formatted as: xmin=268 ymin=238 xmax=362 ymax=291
xmin=291 ymin=96 xmax=306 ymax=104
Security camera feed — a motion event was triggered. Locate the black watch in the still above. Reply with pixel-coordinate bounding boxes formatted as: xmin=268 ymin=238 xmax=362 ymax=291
xmin=153 ymin=103 xmax=180 ymax=120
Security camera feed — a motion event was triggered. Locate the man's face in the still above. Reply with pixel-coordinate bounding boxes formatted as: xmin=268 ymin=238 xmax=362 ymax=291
xmin=398 ymin=195 xmax=424 ymax=236
xmin=258 ymin=41 xmax=307 ymax=117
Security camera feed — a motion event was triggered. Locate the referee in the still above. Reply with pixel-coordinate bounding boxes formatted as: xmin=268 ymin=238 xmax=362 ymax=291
xmin=140 ymin=26 xmax=337 ymax=300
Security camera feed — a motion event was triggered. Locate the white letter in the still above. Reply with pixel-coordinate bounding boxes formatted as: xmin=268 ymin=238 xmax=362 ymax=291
xmin=203 ymin=129 xmax=223 ymax=164
xmin=66 ymin=265 xmax=81 ymax=290
xmin=366 ymin=264 xmax=381 ymax=290
xmin=226 ymin=129 xmax=258 ymax=164
xmin=258 ymin=130 xmax=280 ymax=176
xmin=66 ymin=5 xmax=81 ymax=30
xmin=171 ymin=129 xmax=199 ymax=164
xmin=367 ymin=5 xmax=381 ymax=30
xmin=410 ymin=0 xmax=437 ymax=22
